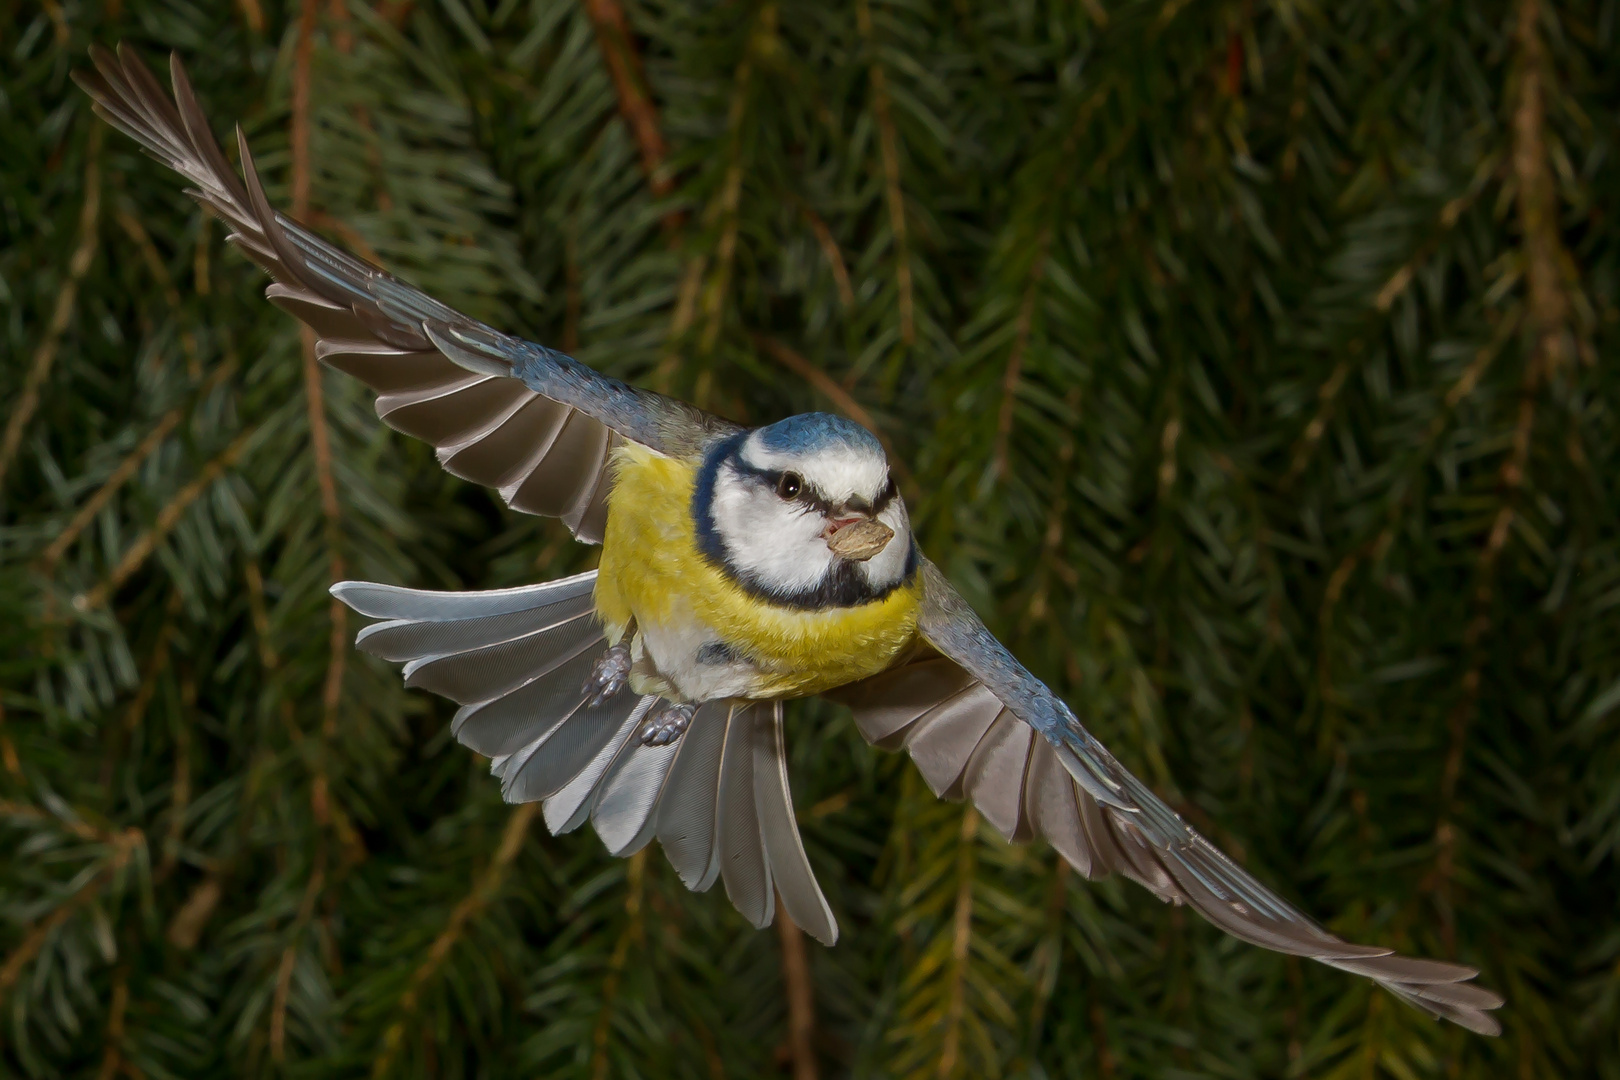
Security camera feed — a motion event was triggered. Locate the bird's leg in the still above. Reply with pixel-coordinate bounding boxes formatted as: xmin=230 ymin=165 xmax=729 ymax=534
xmin=640 ymin=700 xmax=695 ymax=747
xmin=583 ymin=618 xmax=635 ymax=708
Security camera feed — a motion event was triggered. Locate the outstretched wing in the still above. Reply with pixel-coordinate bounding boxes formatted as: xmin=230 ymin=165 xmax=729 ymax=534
xmin=828 ymin=558 xmax=1504 ymax=1035
xmin=75 ymin=46 xmax=736 ymax=543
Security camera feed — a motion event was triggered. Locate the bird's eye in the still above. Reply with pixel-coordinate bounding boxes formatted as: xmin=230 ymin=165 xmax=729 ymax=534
xmin=776 ymin=472 xmax=803 ymax=500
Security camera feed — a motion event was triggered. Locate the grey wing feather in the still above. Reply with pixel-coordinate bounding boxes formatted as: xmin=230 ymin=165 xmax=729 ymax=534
xmin=76 ymin=47 xmax=737 ymax=544
xmin=541 ymin=700 xmax=654 ymax=835
xmin=826 ymin=556 xmax=1504 ymax=1036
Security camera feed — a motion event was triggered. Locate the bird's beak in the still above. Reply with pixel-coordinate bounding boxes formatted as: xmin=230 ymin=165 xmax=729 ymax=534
xmin=823 ymin=516 xmax=894 ymax=562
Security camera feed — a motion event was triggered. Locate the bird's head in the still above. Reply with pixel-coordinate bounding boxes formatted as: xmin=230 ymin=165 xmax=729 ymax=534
xmin=693 ymin=413 xmax=914 ymax=608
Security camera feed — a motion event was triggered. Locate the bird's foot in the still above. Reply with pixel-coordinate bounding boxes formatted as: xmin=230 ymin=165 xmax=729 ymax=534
xmin=640 ymin=701 xmax=694 ymax=747
xmin=583 ymin=640 xmax=632 ymax=708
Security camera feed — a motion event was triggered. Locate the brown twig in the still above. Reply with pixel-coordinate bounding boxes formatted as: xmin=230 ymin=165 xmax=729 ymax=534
xmin=0 ymin=704 xmax=22 ymax=780
xmin=98 ymin=591 xmax=181 ymax=794
xmin=698 ymin=15 xmax=770 ymax=358
xmin=776 ymin=898 xmax=818 ymax=1080
xmin=95 ymin=970 xmax=130 ymax=1080
xmin=752 ymin=335 xmax=880 ymax=435
xmin=855 ymin=0 xmax=914 ymax=345
xmin=1156 ymin=411 xmax=1181 ymax=495
xmin=1281 ymin=358 xmax=1350 ymax=487
xmin=236 ymin=0 xmax=265 ymax=32
xmin=0 ymin=828 xmax=142 ymax=1013
xmin=372 ymin=804 xmax=538 ymax=1078
xmin=70 ymin=428 xmax=255 ymax=613
xmin=1089 ymin=995 xmax=1117 ymax=1079
xmin=290 ymin=0 xmax=349 ymax=819
xmin=581 ymin=0 xmax=676 ymax=209
xmin=589 ymin=848 xmax=648 ymax=1080
xmin=167 ymin=874 xmax=224 ymax=950
xmin=1312 ymin=321 xmax=1513 ymax=710
xmin=935 ymin=806 xmax=979 ymax=1079
xmin=989 ymin=84 xmax=1118 ymax=484
xmin=0 ymin=125 xmax=103 ymax=489
xmin=1511 ymin=0 xmax=1571 ymax=375
xmin=1026 ymin=386 xmax=1083 ymax=622
xmin=0 ymin=799 xmax=115 ymax=843
xmin=992 ymin=235 xmax=1051 ymax=481
xmin=1026 ymin=860 xmax=1069 ymax=1042
xmin=1428 ymin=0 xmax=1575 ymax=951
xmin=270 ymin=849 xmax=327 ymax=1063
xmin=0 ymin=907 xmax=78 ymax=1012
xmin=112 ymin=203 xmax=202 ymax=376
xmin=801 ymin=204 xmax=854 ymax=310
xmin=157 ymin=674 xmax=196 ymax=879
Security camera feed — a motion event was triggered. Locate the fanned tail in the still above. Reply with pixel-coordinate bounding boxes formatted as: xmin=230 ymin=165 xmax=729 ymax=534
xmin=332 ymin=576 xmax=837 ymax=945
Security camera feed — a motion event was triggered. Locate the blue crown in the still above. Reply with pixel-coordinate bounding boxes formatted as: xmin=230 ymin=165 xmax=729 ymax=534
xmin=754 ymin=412 xmax=883 ymax=457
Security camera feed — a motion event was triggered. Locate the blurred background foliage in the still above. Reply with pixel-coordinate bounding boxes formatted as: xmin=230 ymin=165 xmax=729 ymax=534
xmin=1 ymin=0 xmax=1617 ymax=1076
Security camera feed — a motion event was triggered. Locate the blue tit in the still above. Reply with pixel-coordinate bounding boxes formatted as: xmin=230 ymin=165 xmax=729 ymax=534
xmin=78 ymin=46 xmax=1503 ymax=1035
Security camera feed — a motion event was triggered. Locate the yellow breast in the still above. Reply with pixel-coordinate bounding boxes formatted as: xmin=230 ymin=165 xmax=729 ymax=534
xmin=594 ymin=443 xmax=921 ymax=699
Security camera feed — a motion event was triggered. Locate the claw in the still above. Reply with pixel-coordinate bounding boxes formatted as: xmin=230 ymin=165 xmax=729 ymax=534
xmin=640 ymin=701 xmax=694 ymax=747
xmin=583 ymin=639 xmax=632 ymax=708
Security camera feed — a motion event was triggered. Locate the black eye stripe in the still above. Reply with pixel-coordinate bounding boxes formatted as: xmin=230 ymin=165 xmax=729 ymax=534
xmin=726 ymin=456 xmax=895 ymax=516
xmin=872 ymin=474 xmax=898 ymax=513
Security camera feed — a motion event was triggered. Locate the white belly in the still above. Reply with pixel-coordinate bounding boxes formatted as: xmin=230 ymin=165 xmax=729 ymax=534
xmin=627 ymin=604 xmax=770 ymax=703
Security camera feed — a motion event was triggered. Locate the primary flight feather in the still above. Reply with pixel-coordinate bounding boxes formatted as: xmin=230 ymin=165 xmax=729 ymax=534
xmin=76 ymin=46 xmax=1504 ymax=1035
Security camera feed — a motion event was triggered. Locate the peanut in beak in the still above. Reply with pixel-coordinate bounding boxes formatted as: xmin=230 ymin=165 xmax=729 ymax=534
xmin=823 ymin=518 xmax=895 ymax=562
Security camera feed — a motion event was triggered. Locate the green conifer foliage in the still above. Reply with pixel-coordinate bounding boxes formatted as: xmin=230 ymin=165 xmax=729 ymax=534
xmin=2 ymin=0 xmax=1615 ymax=1076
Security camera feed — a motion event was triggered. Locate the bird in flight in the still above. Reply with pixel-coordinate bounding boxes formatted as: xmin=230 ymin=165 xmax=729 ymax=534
xmin=77 ymin=45 xmax=1502 ymax=1035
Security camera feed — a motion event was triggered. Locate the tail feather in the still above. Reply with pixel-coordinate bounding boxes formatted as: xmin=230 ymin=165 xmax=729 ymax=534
xmin=753 ymin=701 xmax=839 ymax=944
xmin=540 ymin=698 xmax=655 ymax=834
xmin=655 ymin=703 xmax=730 ymax=891
xmin=716 ymin=704 xmax=773 ymax=929
xmin=333 ymin=576 xmax=839 ymax=946
xmin=592 ymin=721 xmax=685 ymax=855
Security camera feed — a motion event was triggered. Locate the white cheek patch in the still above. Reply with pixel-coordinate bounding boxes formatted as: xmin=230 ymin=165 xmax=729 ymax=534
xmin=857 ymin=498 xmax=912 ymax=593
xmin=710 ymin=467 xmax=832 ymax=594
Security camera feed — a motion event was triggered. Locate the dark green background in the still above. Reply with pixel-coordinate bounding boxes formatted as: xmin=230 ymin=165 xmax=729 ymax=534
xmin=2 ymin=0 xmax=1616 ymax=1076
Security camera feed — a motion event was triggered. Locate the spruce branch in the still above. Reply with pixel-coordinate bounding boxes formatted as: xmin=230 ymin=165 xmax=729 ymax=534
xmin=0 ymin=826 xmax=143 ymax=1013
xmin=0 ymin=125 xmax=103 ymax=490
xmin=581 ymin=0 xmax=677 ymax=207
xmin=372 ymin=804 xmax=538 ymax=1078
xmin=854 ymin=0 xmax=914 ymax=346
xmin=37 ymin=357 xmax=238 ymax=575
xmin=69 ymin=427 xmax=256 ymax=613
xmin=936 ymin=806 xmax=980 ymax=1080
xmin=291 ymin=0 xmax=348 ymax=830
